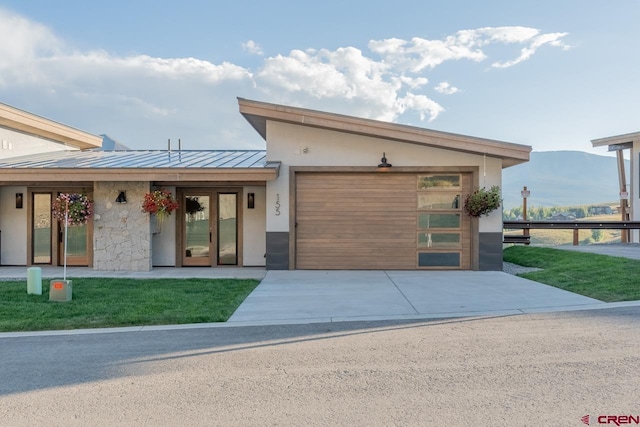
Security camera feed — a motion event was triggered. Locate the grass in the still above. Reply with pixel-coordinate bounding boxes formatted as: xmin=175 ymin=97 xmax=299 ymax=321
xmin=504 ymin=246 xmax=640 ymax=302
xmin=0 ymin=278 xmax=259 ymax=332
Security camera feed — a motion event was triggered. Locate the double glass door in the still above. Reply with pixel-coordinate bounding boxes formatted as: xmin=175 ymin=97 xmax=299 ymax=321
xmin=181 ymin=191 xmax=238 ymax=266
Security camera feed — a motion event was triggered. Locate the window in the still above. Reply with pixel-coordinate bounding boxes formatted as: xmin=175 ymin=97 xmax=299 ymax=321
xmin=417 ymin=174 xmax=463 ymax=268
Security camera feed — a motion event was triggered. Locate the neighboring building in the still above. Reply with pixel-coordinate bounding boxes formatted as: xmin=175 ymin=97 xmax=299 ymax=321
xmin=0 ymin=98 xmax=531 ymax=271
xmin=588 ymin=205 xmax=613 ymax=215
xmin=547 ymin=212 xmax=576 ymax=221
xmin=592 ymin=132 xmax=639 ymax=242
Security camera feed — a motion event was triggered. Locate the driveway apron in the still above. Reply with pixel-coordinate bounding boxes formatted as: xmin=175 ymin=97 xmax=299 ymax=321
xmin=228 ymin=270 xmax=603 ymax=324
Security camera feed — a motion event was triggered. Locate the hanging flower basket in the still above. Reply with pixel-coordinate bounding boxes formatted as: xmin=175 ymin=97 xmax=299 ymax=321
xmin=464 ymin=185 xmax=501 ymax=217
xmin=142 ymin=189 xmax=179 ymax=228
xmin=185 ymin=196 xmax=205 ymax=217
xmin=52 ymin=193 xmax=94 ymax=225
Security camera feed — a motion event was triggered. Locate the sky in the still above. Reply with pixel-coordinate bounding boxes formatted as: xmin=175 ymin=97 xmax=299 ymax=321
xmin=0 ymin=1 xmax=638 ymax=155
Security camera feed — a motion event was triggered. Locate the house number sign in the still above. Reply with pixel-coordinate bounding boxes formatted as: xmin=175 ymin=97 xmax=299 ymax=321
xmin=275 ymin=193 xmax=281 ymax=216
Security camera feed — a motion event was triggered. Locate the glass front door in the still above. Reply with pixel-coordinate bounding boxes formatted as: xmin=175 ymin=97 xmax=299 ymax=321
xmin=32 ymin=193 xmax=52 ymax=264
xmin=59 ymin=223 xmax=90 ymax=266
xmin=31 ymin=191 xmax=91 ymax=266
xmin=183 ymin=194 xmax=212 ymax=266
xmin=181 ymin=190 xmax=238 ymax=267
xmin=217 ymin=193 xmax=237 ymax=265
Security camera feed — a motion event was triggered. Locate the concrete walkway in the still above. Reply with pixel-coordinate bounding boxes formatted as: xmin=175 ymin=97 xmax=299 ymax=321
xmin=0 ymin=266 xmax=266 ymax=280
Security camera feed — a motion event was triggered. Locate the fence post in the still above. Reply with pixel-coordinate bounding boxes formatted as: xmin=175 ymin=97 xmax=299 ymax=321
xmin=573 ymin=229 xmax=579 ymax=246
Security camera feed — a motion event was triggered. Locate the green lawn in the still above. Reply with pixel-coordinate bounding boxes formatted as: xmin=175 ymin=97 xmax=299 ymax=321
xmin=0 ymin=278 xmax=259 ymax=332
xmin=503 ymin=246 xmax=640 ymax=302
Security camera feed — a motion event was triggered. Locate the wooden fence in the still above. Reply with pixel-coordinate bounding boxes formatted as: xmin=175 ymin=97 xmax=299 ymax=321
xmin=503 ymin=221 xmax=640 ymax=245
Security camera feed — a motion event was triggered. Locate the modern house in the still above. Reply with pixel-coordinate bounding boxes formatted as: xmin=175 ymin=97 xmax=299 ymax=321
xmin=0 ymin=98 xmax=531 ymax=271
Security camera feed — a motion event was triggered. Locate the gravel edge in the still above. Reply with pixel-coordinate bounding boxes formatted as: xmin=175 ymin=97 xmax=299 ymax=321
xmin=503 ymin=261 xmax=542 ymax=275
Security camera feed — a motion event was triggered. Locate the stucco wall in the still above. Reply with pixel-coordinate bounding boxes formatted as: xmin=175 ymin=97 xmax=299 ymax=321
xmin=152 ymin=187 xmax=177 ymax=267
xmin=0 ymin=186 xmax=27 ymax=265
xmin=0 ymin=128 xmax=78 ymax=159
xmin=265 ymin=121 xmax=504 ymax=234
xmin=93 ymin=181 xmax=152 ymax=271
xmin=242 ymin=185 xmax=266 ymax=266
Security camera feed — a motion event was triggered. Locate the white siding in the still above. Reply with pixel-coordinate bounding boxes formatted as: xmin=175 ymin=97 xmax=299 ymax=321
xmin=0 ymin=186 xmax=28 ymax=265
xmin=242 ymin=186 xmax=266 ymax=266
xmin=0 ymin=128 xmax=78 ymax=159
xmin=152 ymin=186 xmax=177 ymax=267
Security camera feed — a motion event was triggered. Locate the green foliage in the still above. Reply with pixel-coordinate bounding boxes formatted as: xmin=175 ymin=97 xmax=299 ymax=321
xmin=0 ymin=278 xmax=259 ymax=332
xmin=503 ymin=246 xmax=640 ymax=302
xmin=591 ymin=229 xmax=603 ymax=242
xmin=464 ymin=185 xmax=501 ymax=217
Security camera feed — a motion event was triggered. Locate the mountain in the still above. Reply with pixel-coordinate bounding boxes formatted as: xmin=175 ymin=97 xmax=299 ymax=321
xmin=98 ymin=134 xmax=130 ymax=151
xmin=502 ymin=151 xmax=630 ymax=209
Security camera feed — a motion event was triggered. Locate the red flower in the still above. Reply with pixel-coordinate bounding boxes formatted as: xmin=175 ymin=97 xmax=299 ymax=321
xmin=142 ymin=189 xmax=179 ymax=216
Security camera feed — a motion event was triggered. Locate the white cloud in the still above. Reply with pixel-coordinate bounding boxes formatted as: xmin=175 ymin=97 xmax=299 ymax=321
xmin=370 ymin=26 xmax=569 ymax=71
xmin=242 ymin=40 xmax=263 ymax=55
xmin=0 ymin=8 xmax=570 ymax=149
xmin=256 ymin=46 xmax=443 ymax=122
xmin=0 ymin=8 xmax=61 ymax=67
xmin=397 ymin=93 xmax=445 ymax=121
xmin=491 ymin=32 xmax=569 ymax=68
xmin=434 ymin=82 xmax=459 ymax=95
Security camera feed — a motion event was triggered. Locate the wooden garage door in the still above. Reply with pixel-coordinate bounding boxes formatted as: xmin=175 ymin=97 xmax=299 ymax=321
xmin=295 ymin=172 xmax=472 ymax=270
xmin=296 ymin=173 xmax=416 ymax=269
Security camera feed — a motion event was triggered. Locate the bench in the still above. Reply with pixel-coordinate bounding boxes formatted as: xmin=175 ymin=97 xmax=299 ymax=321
xmin=503 ymin=235 xmax=531 ymax=245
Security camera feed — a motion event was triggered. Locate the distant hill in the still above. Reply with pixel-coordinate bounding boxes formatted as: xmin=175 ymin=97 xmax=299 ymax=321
xmin=502 ymin=151 xmax=629 ymax=209
xmin=98 ymin=134 xmax=130 ymax=151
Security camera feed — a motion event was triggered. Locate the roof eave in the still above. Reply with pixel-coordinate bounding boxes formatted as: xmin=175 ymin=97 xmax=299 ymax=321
xmin=238 ymin=98 xmax=530 ymax=167
xmin=0 ymin=164 xmax=280 ymax=182
xmin=0 ymin=103 xmax=102 ymax=149
xmin=591 ymin=131 xmax=640 ymax=148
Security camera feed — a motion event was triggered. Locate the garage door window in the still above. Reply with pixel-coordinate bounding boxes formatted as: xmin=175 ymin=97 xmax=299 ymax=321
xmin=418 ymin=175 xmax=460 ymax=189
xmin=417 ymin=174 xmax=462 ymax=268
xmin=418 ymin=232 xmax=460 ymax=248
xmin=418 ymin=193 xmax=461 ymax=209
xmin=418 ymin=213 xmax=460 ymax=229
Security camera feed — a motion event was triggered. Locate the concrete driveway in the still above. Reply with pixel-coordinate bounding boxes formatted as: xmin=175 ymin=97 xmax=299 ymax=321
xmin=228 ymin=270 xmax=606 ymax=325
xmin=3 ymin=251 xmax=638 ymax=330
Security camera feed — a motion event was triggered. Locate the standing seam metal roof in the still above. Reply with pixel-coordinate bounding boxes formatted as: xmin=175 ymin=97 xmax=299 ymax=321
xmin=0 ymin=150 xmax=270 ymax=169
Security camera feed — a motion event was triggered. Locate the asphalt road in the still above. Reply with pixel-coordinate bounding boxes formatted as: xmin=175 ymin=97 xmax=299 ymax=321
xmin=1 ymin=307 xmax=639 ymax=427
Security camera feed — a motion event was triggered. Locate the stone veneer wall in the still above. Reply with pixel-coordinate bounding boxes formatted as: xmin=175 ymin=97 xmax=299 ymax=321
xmin=93 ymin=181 xmax=152 ymax=271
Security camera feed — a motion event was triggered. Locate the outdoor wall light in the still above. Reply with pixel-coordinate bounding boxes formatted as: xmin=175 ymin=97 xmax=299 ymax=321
xmin=115 ymin=191 xmax=127 ymax=203
xmin=15 ymin=193 xmax=23 ymax=209
xmin=378 ymin=152 xmax=392 ymax=169
xmin=247 ymin=192 xmax=255 ymax=209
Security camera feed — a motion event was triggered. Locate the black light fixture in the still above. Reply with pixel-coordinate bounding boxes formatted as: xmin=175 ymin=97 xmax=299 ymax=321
xmin=15 ymin=193 xmax=23 ymax=209
xmin=115 ymin=191 xmax=127 ymax=203
xmin=378 ymin=152 xmax=392 ymax=169
xmin=247 ymin=192 xmax=255 ymax=209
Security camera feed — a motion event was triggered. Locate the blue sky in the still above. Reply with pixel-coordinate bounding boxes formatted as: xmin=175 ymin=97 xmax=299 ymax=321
xmin=0 ymin=1 xmax=638 ymax=155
